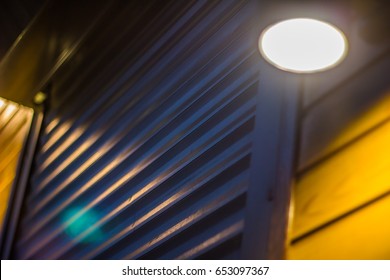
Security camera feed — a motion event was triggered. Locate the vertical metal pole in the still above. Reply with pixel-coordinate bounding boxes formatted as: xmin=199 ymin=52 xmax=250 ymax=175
xmin=241 ymin=61 xmax=301 ymax=259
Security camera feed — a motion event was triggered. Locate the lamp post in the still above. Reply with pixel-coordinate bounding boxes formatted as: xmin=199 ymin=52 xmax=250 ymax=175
xmin=242 ymin=9 xmax=349 ymax=259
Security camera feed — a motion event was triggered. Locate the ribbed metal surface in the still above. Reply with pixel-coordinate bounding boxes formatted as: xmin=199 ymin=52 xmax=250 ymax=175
xmin=12 ymin=0 xmax=261 ymax=259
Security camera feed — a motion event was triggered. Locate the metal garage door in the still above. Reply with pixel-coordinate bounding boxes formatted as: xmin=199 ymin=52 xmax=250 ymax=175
xmin=11 ymin=0 xmax=261 ymax=259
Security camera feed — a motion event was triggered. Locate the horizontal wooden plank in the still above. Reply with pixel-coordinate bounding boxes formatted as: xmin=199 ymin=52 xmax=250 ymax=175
xmin=288 ymin=193 xmax=390 ymax=259
xmin=299 ymin=53 xmax=390 ymax=170
xmin=293 ymin=120 xmax=390 ymax=239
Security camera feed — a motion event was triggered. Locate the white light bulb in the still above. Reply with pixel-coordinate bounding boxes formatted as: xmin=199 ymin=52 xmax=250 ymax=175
xmin=259 ymin=18 xmax=348 ymax=73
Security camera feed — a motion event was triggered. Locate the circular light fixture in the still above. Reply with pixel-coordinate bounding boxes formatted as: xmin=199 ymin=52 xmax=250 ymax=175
xmin=259 ymin=18 xmax=348 ymax=73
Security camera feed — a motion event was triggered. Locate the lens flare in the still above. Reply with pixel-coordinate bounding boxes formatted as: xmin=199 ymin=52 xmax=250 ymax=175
xmin=62 ymin=207 xmax=104 ymax=243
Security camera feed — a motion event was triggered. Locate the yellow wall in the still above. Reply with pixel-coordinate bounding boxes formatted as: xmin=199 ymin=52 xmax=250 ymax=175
xmin=0 ymin=98 xmax=33 ymax=233
xmin=288 ymin=92 xmax=390 ymax=259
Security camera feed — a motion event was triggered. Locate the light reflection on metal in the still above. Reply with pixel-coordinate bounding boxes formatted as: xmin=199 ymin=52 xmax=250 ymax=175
xmin=259 ymin=18 xmax=348 ymax=73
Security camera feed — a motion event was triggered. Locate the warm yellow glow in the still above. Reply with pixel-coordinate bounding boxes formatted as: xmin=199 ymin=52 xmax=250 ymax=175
xmin=259 ymin=18 xmax=348 ymax=73
xmin=292 ymin=120 xmax=390 ymax=239
xmin=0 ymin=100 xmax=33 ymax=233
xmin=288 ymin=194 xmax=390 ymax=259
xmin=288 ymin=94 xmax=390 ymax=259
xmin=1 ymin=103 xmax=17 ymax=120
xmin=33 ymin=92 xmax=47 ymax=105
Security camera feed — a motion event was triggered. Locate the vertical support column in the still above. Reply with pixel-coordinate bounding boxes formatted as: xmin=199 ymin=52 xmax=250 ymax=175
xmin=241 ymin=61 xmax=301 ymax=259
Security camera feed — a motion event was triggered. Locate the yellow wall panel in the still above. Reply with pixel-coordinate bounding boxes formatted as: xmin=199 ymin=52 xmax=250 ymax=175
xmin=288 ymin=194 xmax=390 ymax=259
xmin=292 ymin=120 xmax=390 ymax=239
xmin=0 ymin=98 xmax=32 ymax=233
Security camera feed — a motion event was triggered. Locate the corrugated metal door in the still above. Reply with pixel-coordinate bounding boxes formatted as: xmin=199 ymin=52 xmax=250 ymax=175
xmin=11 ymin=0 xmax=262 ymax=259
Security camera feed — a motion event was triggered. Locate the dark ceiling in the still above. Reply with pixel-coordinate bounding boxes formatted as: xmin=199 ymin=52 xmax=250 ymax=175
xmin=0 ymin=0 xmax=388 ymax=106
xmin=0 ymin=0 xmax=388 ymax=63
xmin=0 ymin=0 xmax=46 ymax=61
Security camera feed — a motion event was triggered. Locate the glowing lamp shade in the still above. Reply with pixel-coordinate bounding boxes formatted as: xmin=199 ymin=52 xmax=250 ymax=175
xmin=259 ymin=18 xmax=348 ymax=73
